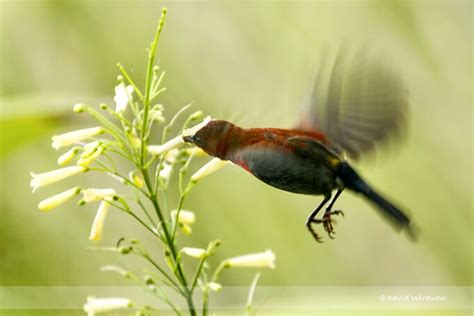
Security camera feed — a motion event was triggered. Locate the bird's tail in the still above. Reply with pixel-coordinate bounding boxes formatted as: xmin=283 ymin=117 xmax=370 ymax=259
xmin=336 ymin=162 xmax=416 ymax=239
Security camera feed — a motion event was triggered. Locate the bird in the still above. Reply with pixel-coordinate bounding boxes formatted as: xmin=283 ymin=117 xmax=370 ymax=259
xmin=183 ymin=48 xmax=415 ymax=242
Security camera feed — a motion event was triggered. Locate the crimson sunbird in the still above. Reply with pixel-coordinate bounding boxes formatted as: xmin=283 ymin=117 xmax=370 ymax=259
xmin=183 ymin=49 xmax=415 ymax=242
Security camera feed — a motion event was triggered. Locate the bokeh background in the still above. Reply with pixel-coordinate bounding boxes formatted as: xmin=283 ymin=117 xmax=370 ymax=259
xmin=1 ymin=0 xmax=472 ymax=315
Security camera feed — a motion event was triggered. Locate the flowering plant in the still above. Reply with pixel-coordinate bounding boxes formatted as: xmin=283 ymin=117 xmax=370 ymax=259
xmin=30 ymin=8 xmax=275 ymax=316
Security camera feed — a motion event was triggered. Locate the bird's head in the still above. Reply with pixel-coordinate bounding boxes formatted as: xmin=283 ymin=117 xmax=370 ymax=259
xmin=183 ymin=120 xmax=235 ymax=157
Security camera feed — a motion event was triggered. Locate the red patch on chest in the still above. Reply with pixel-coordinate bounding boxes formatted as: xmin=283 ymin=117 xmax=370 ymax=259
xmin=236 ymin=159 xmax=252 ymax=173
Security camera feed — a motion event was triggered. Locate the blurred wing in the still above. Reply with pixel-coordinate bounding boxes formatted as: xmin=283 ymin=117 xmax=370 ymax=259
xmin=298 ymin=48 xmax=409 ymax=159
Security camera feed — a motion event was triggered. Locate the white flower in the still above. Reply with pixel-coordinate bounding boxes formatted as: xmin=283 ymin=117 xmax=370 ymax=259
xmin=57 ymin=147 xmax=80 ymax=166
xmin=171 ymin=209 xmax=195 ymax=225
xmin=82 ymin=188 xmax=116 ymax=203
xmin=181 ymin=247 xmax=207 ymax=259
xmin=83 ymin=296 xmax=132 ymax=315
xmin=30 ymin=166 xmax=87 ymax=192
xmin=114 ymin=83 xmax=134 ymax=114
xmin=147 ymin=136 xmax=184 ymax=156
xmin=37 ymin=187 xmax=81 ymax=211
xmin=51 ymin=127 xmax=104 ymax=150
xmin=225 ymin=250 xmax=276 ymax=269
xmin=207 ymin=282 xmax=222 ymax=292
xmin=89 ymin=198 xmax=112 ymax=241
xmin=190 ymin=158 xmax=229 ymax=183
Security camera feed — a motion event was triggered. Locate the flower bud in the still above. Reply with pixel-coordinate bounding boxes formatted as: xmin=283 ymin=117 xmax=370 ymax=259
xmin=128 ymin=172 xmax=144 ymax=188
xmin=225 ymin=250 xmax=276 ymax=269
xmin=207 ymin=282 xmax=222 ymax=292
xmin=57 ymin=147 xmax=80 ymax=166
xmin=73 ymin=103 xmax=87 ymax=113
xmin=181 ymin=247 xmax=207 ymax=259
xmin=37 ymin=187 xmax=81 ymax=211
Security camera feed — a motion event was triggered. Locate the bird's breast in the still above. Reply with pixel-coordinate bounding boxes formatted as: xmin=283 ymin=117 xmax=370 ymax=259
xmin=230 ymin=144 xmax=337 ymax=195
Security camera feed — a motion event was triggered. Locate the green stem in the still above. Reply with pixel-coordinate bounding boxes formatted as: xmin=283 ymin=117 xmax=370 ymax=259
xmin=141 ymin=168 xmax=196 ymax=315
xmin=190 ymin=255 xmax=207 ymax=294
xmin=140 ymin=8 xmax=167 ymax=167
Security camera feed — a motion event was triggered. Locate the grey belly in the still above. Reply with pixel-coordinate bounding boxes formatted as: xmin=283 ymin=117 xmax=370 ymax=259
xmin=238 ymin=147 xmax=336 ymax=195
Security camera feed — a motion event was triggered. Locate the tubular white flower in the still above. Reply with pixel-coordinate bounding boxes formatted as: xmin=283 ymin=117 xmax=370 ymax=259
xmin=82 ymin=188 xmax=116 ymax=203
xmin=171 ymin=209 xmax=195 ymax=225
xmin=37 ymin=187 xmax=81 ymax=211
xmin=89 ymin=198 xmax=112 ymax=241
xmin=225 ymin=250 xmax=276 ymax=269
xmin=181 ymin=247 xmax=207 ymax=259
xmin=57 ymin=147 xmax=80 ymax=166
xmin=207 ymin=282 xmax=222 ymax=292
xmin=30 ymin=166 xmax=87 ymax=192
xmin=83 ymin=296 xmax=132 ymax=315
xmin=51 ymin=127 xmax=104 ymax=150
xmin=114 ymin=83 xmax=134 ymax=114
xmin=147 ymin=136 xmax=183 ymax=156
xmin=77 ymin=146 xmax=104 ymax=167
xmin=190 ymin=158 xmax=229 ymax=183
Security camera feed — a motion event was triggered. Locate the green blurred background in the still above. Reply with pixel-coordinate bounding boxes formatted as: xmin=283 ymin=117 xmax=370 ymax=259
xmin=0 ymin=0 xmax=472 ymax=315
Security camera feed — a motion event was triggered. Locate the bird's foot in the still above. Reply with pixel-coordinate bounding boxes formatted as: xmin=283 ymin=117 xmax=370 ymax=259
xmin=310 ymin=210 xmax=344 ymax=241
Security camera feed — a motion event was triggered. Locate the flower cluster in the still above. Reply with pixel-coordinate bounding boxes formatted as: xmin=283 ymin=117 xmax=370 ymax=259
xmin=30 ymin=7 xmax=275 ymax=315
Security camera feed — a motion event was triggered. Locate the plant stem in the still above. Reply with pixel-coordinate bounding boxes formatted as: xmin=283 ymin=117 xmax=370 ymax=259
xmin=141 ymin=168 xmax=196 ymax=315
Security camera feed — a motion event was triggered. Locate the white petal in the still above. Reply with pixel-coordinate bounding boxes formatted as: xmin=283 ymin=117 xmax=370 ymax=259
xmin=147 ymin=136 xmax=184 ymax=156
xmin=181 ymin=247 xmax=207 ymax=259
xmin=89 ymin=198 xmax=112 ymax=241
xmin=83 ymin=296 xmax=132 ymax=314
xmin=82 ymin=188 xmax=116 ymax=203
xmin=190 ymin=158 xmax=229 ymax=183
xmin=226 ymin=250 xmax=276 ymax=269
xmin=30 ymin=166 xmax=86 ymax=192
xmin=171 ymin=209 xmax=195 ymax=225
xmin=51 ymin=127 xmax=103 ymax=150
xmin=38 ymin=187 xmax=81 ymax=211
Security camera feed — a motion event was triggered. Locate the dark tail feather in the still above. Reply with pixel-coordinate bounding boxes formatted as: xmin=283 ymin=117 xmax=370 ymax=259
xmin=336 ymin=162 xmax=417 ymax=239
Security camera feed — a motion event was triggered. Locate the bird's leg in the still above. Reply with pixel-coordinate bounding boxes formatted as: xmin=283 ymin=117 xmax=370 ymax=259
xmin=305 ymin=194 xmax=331 ymax=242
xmin=319 ymin=188 xmax=345 ymax=238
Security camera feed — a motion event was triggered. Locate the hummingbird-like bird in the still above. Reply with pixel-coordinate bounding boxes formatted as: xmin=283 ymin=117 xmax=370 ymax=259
xmin=183 ymin=49 xmax=415 ymax=242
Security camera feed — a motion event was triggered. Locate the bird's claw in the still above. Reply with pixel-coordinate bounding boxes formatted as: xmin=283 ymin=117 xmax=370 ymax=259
xmin=308 ymin=210 xmax=344 ymax=242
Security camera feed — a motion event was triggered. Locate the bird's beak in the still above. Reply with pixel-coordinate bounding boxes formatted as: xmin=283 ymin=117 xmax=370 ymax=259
xmin=183 ymin=135 xmax=194 ymax=143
